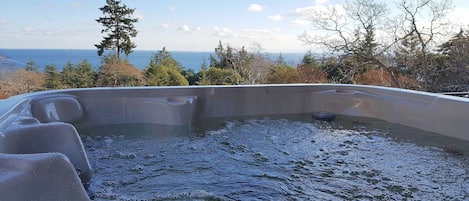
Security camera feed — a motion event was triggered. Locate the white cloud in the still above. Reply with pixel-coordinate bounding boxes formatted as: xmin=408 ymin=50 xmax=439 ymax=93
xmin=291 ymin=19 xmax=311 ymax=26
xmin=248 ymin=4 xmax=263 ymax=12
xmin=156 ymin=23 xmax=172 ymax=30
xmin=240 ymin=28 xmax=271 ymax=39
xmin=282 ymin=4 xmax=346 ymax=27
xmin=286 ymin=6 xmax=317 ymax=18
xmin=162 ymin=24 xmax=171 ymax=29
xmin=179 ymin=25 xmax=201 ymax=33
xmin=22 ymin=26 xmax=37 ymax=33
xmin=169 ymin=6 xmax=176 ymax=11
xmin=180 ymin=25 xmax=190 ymax=32
xmin=0 ymin=19 xmax=7 ymax=25
xmin=268 ymin=14 xmax=283 ymax=21
xmin=285 ymin=4 xmax=344 ymax=18
xmin=213 ymin=26 xmax=238 ymax=38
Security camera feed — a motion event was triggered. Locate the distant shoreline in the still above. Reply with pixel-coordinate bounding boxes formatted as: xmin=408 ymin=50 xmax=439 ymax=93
xmin=0 ymin=48 xmax=304 ymax=54
xmin=0 ymin=49 xmax=305 ymax=72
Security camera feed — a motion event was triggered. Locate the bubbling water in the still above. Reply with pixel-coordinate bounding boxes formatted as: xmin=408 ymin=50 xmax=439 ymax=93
xmin=81 ymin=116 xmax=469 ymax=200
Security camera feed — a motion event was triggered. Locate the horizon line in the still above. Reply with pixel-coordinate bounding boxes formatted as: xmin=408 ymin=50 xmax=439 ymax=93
xmin=0 ymin=48 xmax=313 ymax=54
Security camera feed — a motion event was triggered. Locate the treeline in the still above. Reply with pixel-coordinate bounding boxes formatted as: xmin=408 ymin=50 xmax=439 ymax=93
xmin=0 ymin=31 xmax=469 ymax=97
xmin=1 ymin=32 xmax=469 ymax=98
xmin=2 ymin=0 xmax=468 ymax=99
xmin=0 ymin=42 xmax=332 ymax=97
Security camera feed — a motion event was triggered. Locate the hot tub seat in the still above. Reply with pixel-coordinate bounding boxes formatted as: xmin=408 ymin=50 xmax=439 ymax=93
xmin=0 ymin=153 xmax=90 ymax=201
xmin=0 ymin=119 xmax=92 ymax=190
xmin=0 ymin=94 xmax=92 ymax=200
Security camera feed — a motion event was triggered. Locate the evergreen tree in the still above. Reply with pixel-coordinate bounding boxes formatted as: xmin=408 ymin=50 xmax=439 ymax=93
xmin=275 ymin=53 xmax=287 ymax=66
xmin=197 ymin=59 xmax=210 ymax=85
xmin=301 ymin=51 xmax=319 ymax=66
xmin=74 ymin=60 xmax=96 ymax=88
xmin=434 ymin=29 xmax=469 ymax=91
xmin=44 ymin=64 xmax=63 ymax=89
xmin=199 ymin=67 xmax=240 ymax=85
xmin=181 ymin=69 xmax=198 ymax=85
xmin=95 ymin=0 xmax=138 ymax=60
xmin=61 ymin=61 xmax=76 ymax=88
xmin=210 ymin=41 xmax=235 ymax=69
xmin=150 ymin=47 xmax=182 ymax=70
xmin=61 ymin=60 xmax=97 ymax=88
xmin=144 ymin=47 xmax=188 ymax=86
xmin=25 ymin=60 xmax=39 ymax=71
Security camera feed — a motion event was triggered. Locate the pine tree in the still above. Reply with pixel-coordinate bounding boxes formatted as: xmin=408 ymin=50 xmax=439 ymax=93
xmin=61 ymin=61 xmax=76 ymax=88
xmin=25 ymin=60 xmax=39 ymax=71
xmin=301 ymin=51 xmax=319 ymax=66
xmin=144 ymin=47 xmax=188 ymax=86
xmin=74 ymin=60 xmax=96 ymax=88
xmin=95 ymin=0 xmax=138 ymax=60
xmin=44 ymin=64 xmax=63 ymax=89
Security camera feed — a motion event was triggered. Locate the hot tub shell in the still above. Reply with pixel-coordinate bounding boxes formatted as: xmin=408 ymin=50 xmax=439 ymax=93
xmin=0 ymin=84 xmax=468 ymax=201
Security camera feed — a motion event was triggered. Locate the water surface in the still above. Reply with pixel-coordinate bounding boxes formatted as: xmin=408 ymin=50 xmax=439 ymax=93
xmin=81 ymin=116 xmax=469 ymax=200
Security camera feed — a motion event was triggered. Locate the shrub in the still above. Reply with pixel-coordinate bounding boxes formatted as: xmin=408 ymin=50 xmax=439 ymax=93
xmin=96 ymin=56 xmax=145 ymax=87
xmin=267 ymin=65 xmax=299 ymax=84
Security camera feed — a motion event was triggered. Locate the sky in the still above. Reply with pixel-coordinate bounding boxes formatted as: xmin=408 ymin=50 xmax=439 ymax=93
xmin=1 ymin=0 xmax=469 ymax=53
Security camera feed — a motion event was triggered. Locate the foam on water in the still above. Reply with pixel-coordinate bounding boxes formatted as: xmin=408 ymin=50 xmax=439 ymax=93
xmin=82 ymin=117 xmax=469 ymax=200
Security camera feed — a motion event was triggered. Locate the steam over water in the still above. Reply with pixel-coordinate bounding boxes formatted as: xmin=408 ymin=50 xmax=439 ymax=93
xmin=81 ymin=116 xmax=469 ymax=200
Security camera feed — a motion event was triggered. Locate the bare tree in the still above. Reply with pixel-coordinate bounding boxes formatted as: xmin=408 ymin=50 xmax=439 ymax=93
xmin=244 ymin=43 xmax=272 ymax=84
xmin=299 ymin=0 xmax=400 ymax=85
xmin=397 ymin=0 xmax=454 ymax=91
xmin=211 ymin=42 xmax=272 ymax=84
xmin=0 ymin=69 xmax=45 ymax=96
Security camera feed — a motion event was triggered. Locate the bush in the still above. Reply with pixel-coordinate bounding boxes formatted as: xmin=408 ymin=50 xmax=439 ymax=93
xmin=62 ymin=60 xmax=96 ymax=88
xmin=267 ymin=65 xmax=299 ymax=84
xmin=354 ymin=69 xmax=421 ymax=89
xmin=0 ymin=69 xmax=45 ymax=95
xmin=297 ymin=64 xmax=328 ymax=83
xmin=197 ymin=67 xmax=241 ymax=85
xmin=145 ymin=65 xmax=189 ymax=86
xmin=96 ymin=56 xmax=145 ymax=87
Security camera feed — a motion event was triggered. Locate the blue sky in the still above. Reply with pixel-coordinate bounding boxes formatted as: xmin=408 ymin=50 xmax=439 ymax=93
xmin=1 ymin=0 xmax=469 ymax=52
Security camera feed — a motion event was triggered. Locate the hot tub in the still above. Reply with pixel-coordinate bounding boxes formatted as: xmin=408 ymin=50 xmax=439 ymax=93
xmin=0 ymin=84 xmax=468 ymax=200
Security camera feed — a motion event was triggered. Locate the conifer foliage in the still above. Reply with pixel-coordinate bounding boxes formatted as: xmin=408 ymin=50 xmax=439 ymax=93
xmin=95 ymin=0 xmax=138 ymax=59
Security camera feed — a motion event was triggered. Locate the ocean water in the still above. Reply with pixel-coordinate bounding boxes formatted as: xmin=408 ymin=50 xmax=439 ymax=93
xmin=0 ymin=49 xmax=304 ymax=72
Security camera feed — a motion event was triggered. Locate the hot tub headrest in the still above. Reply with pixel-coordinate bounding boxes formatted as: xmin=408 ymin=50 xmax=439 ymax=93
xmin=31 ymin=95 xmax=83 ymax=123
